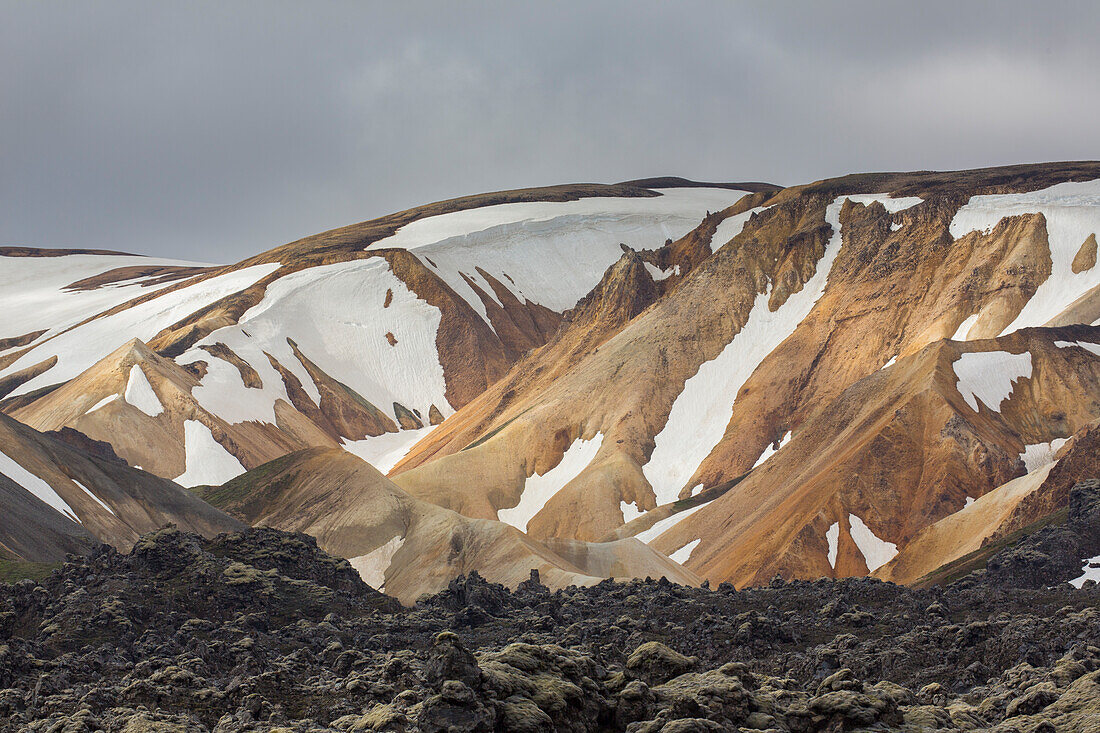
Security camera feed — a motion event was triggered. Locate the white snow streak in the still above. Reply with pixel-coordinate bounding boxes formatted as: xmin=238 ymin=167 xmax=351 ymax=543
xmin=711 ymin=206 xmax=769 ymax=250
xmin=497 ymin=433 xmax=604 ymax=532
xmin=952 ymin=351 xmax=1032 ymax=412
xmin=669 ymin=539 xmax=700 ymax=564
xmin=752 ymin=431 xmax=791 ymax=469
xmin=173 ymin=420 xmax=246 ymax=488
xmin=0 ymin=448 xmax=79 ymax=523
xmin=124 ymin=364 xmax=164 ymax=417
xmin=949 ymin=179 xmax=1100 ymax=333
xmin=1054 ymin=340 xmax=1100 ymax=357
xmin=634 ymin=501 xmax=711 ymax=544
xmin=72 ymin=479 xmax=115 ymax=516
xmin=951 ymin=314 xmax=980 ymax=341
xmin=85 ymin=394 xmax=120 ymax=415
xmin=342 ymin=426 xmax=437 ymax=474
xmin=826 ymin=522 xmax=840 ymax=569
xmin=642 ymin=195 xmax=853 ymax=504
xmin=848 ymin=514 xmax=898 ymax=572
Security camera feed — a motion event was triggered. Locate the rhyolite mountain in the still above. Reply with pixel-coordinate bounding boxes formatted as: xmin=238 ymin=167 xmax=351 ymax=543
xmin=3 ymin=165 xmax=1100 ymax=595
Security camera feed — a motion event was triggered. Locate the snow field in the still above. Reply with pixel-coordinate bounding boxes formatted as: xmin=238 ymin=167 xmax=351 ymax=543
xmin=371 ymin=189 xmax=748 ymax=326
xmin=2 ymin=263 xmax=282 ymax=398
xmin=949 ymin=179 xmax=1100 ymax=334
xmin=952 ymin=351 xmax=1032 ymax=412
xmin=180 ymin=258 xmax=448 ymax=426
xmin=0 ymin=252 xmax=201 ymax=346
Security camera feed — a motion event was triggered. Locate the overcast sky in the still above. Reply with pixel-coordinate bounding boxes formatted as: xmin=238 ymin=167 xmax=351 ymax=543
xmin=3 ymin=1 xmax=1099 ymax=263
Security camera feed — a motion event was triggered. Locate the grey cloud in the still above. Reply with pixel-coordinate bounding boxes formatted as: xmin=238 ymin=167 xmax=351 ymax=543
xmin=2 ymin=0 xmax=1098 ymax=263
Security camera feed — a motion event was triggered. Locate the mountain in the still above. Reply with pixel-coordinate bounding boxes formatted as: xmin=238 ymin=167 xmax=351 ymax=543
xmin=0 ymin=411 xmax=241 ymax=564
xmin=191 ymin=448 xmax=699 ymax=604
xmin=4 ymin=164 xmax=1100 ymax=593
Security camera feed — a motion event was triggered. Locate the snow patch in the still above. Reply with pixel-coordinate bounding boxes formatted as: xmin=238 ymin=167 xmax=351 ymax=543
xmin=951 ymin=314 xmax=980 ymax=341
xmin=826 ymin=522 xmax=840 ymax=569
xmin=1054 ymin=340 xmax=1100 ymax=357
xmin=497 ymin=433 xmax=604 ymax=532
xmin=952 ymin=351 xmax=1032 ymax=412
xmin=1019 ymin=438 xmax=1067 ymax=473
xmin=173 ymin=420 xmax=246 ymax=488
xmin=620 ymin=500 xmax=644 ymax=524
xmin=1070 ymin=555 xmax=1100 ymax=588
xmin=350 ymin=535 xmax=404 ymax=590
xmin=0 ymin=448 xmax=79 ymax=523
xmin=72 ymin=479 xmax=115 ymax=516
xmin=844 ymin=194 xmax=924 ymax=214
xmin=669 ymin=539 xmax=700 ymax=564
xmin=342 ymin=426 xmax=438 ymax=474
xmin=643 ymin=262 xmax=678 ymax=281
xmin=124 ymin=364 xmax=164 ymax=417
xmin=949 ymin=179 xmax=1100 ymax=334
xmin=848 ymin=514 xmax=898 ymax=572
xmin=752 ymin=431 xmax=791 ymax=469
xmin=642 ymin=195 xmax=847 ymax=504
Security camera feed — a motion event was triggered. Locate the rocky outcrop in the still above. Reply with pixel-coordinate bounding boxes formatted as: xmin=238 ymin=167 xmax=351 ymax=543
xmin=0 ymin=519 xmax=1097 ymax=731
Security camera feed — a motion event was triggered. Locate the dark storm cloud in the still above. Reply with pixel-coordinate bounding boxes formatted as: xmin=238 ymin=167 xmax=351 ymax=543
xmin=2 ymin=1 xmax=1098 ymax=263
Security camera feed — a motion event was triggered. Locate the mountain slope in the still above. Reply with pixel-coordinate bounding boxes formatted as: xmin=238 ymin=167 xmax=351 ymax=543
xmin=0 ymin=411 xmax=242 ymax=562
xmin=194 ymin=448 xmax=700 ymax=604
xmin=7 ymin=163 xmax=1100 ymax=592
xmin=2 ymin=181 xmax=757 ymax=487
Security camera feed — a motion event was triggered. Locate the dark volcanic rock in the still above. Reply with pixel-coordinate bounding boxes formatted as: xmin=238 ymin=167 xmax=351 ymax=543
xmin=1 ymin=492 xmax=1098 ymax=731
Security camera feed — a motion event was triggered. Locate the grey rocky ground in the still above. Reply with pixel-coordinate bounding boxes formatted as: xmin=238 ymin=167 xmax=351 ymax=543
xmin=1 ymin=483 xmax=1099 ymax=732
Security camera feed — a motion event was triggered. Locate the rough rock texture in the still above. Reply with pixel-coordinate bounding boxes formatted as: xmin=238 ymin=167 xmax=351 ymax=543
xmin=2 ymin=484 xmax=1098 ymax=731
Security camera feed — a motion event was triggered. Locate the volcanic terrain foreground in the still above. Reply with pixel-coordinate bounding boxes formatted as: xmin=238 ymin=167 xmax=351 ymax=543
xmin=0 ymin=478 xmax=1097 ymax=731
